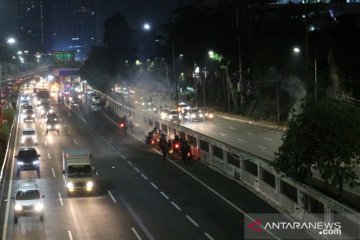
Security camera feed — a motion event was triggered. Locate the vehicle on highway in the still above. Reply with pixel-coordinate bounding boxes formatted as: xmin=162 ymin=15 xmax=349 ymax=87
xmin=184 ymin=108 xmax=204 ymax=122
xmin=23 ymin=109 xmax=35 ymax=123
xmin=21 ymin=128 xmax=37 ymax=145
xmin=166 ymin=109 xmax=180 ymax=122
xmin=12 ymin=183 xmax=44 ymax=223
xmin=46 ymin=112 xmax=58 ymax=122
xmin=15 ymin=147 xmax=41 ymax=177
xmin=36 ymin=89 xmax=50 ymax=106
xmin=20 ymin=94 xmax=31 ymax=102
xmin=204 ymin=111 xmax=215 ymax=121
xmin=22 ymin=104 xmax=33 ymax=114
xmin=91 ymin=95 xmax=102 ymax=104
xmin=62 ymin=148 xmax=95 ymax=194
xmin=46 ymin=119 xmax=60 ymax=134
xmin=159 ymin=106 xmax=170 ymax=119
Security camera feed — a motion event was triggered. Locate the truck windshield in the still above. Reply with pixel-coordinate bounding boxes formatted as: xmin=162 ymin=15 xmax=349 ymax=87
xmin=67 ymin=165 xmax=92 ymax=177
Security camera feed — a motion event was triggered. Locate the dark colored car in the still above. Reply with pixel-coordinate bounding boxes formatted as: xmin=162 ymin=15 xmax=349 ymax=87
xmin=23 ymin=109 xmax=35 ymax=123
xmin=15 ymin=147 xmax=41 ymax=177
xmin=46 ymin=119 xmax=60 ymax=134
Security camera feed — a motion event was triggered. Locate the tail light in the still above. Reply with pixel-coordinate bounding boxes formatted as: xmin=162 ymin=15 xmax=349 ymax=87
xmin=187 ymin=152 xmax=191 ymax=157
xmin=175 ymin=143 xmax=179 ymax=149
xmin=120 ymin=123 xmax=124 ymax=127
xmin=151 ymin=140 xmax=155 ymax=144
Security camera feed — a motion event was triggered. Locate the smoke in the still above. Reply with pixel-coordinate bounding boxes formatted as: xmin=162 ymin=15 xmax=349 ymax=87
xmin=281 ymin=75 xmax=306 ymax=118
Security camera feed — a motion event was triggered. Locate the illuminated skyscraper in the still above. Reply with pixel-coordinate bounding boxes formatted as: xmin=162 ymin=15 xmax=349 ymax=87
xmin=69 ymin=0 xmax=95 ymax=60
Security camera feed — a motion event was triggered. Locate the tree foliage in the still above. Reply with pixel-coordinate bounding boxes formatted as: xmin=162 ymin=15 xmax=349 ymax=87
xmin=274 ymin=98 xmax=360 ymax=196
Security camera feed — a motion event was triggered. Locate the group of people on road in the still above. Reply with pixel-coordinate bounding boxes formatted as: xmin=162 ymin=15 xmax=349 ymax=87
xmin=157 ymin=131 xmax=192 ymax=164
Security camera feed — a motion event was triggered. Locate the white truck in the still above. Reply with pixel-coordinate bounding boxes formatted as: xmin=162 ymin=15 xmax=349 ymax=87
xmin=62 ymin=148 xmax=95 ymax=194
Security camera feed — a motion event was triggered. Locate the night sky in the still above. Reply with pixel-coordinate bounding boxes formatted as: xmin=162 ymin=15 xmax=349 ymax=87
xmin=0 ymin=0 xmax=199 ymax=43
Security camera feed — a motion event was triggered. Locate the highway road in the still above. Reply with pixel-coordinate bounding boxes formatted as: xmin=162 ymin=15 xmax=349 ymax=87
xmin=0 ymin=90 xmax=315 ymax=240
xmin=1 ymin=85 xmax=318 ymax=240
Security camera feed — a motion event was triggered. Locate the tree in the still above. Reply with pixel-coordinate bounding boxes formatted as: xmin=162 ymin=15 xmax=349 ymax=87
xmin=274 ymin=98 xmax=360 ymax=197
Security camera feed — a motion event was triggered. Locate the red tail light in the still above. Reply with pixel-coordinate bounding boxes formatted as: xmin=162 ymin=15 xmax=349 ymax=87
xmin=151 ymin=140 xmax=155 ymax=144
xmin=175 ymin=144 xmax=179 ymax=149
xmin=120 ymin=123 xmax=124 ymax=127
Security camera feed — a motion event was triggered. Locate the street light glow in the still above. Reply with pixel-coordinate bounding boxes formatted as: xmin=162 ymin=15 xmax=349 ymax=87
xmin=6 ymin=37 xmax=16 ymax=44
xmin=293 ymin=47 xmax=301 ymax=54
xmin=143 ymin=23 xmax=151 ymax=31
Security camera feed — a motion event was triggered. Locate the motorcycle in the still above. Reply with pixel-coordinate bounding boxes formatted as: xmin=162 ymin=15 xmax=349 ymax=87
xmin=119 ymin=121 xmax=127 ymax=135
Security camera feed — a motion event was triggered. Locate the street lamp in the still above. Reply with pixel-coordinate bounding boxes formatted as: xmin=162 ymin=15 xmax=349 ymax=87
xmin=208 ymin=50 xmax=230 ymax=114
xmin=143 ymin=23 xmax=151 ymax=31
xmin=293 ymin=46 xmax=317 ymax=104
xmin=0 ymin=37 xmax=16 ymax=124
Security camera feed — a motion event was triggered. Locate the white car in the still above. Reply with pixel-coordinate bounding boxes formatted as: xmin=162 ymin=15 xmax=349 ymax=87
xmin=21 ymin=128 xmax=37 ymax=145
xmin=166 ymin=109 xmax=180 ymax=122
xmin=12 ymin=183 xmax=44 ymax=223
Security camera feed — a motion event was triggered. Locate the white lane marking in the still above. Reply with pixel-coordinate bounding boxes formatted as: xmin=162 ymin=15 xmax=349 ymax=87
xmin=121 ymin=155 xmax=126 ymax=159
xmin=167 ymin=160 xmax=281 ymax=239
xmin=219 ymin=132 xmax=226 ymax=136
xmin=107 ymin=190 xmax=117 ymax=203
xmin=236 ymin=138 xmax=245 ymax=142
xmin=186 ymin=215 xmax=199 ymax=227
xmin=264 ymin=137 xmax=273 ymax=141
xmin=127 ymin=161 xmax=133 ymax=166
xmin=134 ymin=167 xmax=140 ymax=173
xmin=44 ymin=140 xmax=47 ymax=146
xmin=247 ymin=132 xmax=253 ymax=135
xmin=73 ymin=139 xmax=78 ymax=145
xmin=68 ymin=230 xmax=73 ymax=240
xmin=58 ymin=192 xmax=64 ymax=206
xmin=171 ymin=201 xmax=182 ymax=211
xmin=160 ymin=191 xmax=169 ymax=200
xmin=131 ymin=227 xmax=142 ymax=240
xmin=204 ymin=232 xmax=214 ymax=240
xmin=47 ymin=152 xmax=51 ymax=159
xmin=257 ymin=145 xmax=267 ymax=150
xmin=120 ymin=196 xmax=157 ymax=240
xmin=51 ymin=168 xmax=56 ymax=178
xmin=141 ymin=174 xmax=148 ymax=180
xmin=67 ymin=130 xmax=71 ymax=135
xmin=229 ymin=127 xmax=236 ymax=130
xmin=150 ymin=182 xmax=159 ymax=190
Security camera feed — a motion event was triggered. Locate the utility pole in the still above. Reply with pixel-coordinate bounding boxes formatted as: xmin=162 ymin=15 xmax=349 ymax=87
xmin=236 ymin=8 xmax=243 ymax=115
xmin=203 ymin=67 xmax=207 ymax=110
xmin=276 ymin=80 xmax=280 ymax=122
xmin=314 ymin=56 xmax=317 ymax=104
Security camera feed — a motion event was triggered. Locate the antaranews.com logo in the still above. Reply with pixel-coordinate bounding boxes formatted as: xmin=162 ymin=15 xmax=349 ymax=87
xmin=244 ymin=214 xmax=357 ymax=240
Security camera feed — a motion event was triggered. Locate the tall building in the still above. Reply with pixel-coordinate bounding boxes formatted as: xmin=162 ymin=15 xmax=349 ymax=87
xmin=17 ymin=0 xmax=44 ymax=52
xmin=68 ymin=0 xmax=95 ymax=60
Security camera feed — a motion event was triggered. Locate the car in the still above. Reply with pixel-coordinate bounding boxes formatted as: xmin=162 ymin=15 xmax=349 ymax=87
xmin=69 ymin=96 xmax=80 ymax=106
xmin=46 ymin=112 xmax=58 ymax=122
xmin=22 ymin=104 xmax=33 ymax=114
xmin=21 ymin=128 xmax=37 ymax=145
xmin=159 ymin=106 xmax=170 ymax=119
xmin=166 ymin=109 xmax=180 ymax=122
xmin=184 ymin=108 xmax=204 ymax=122
xmin=204 ymin=111 xmax=215 ymax=121
xmin=20 ymin=94 xmax=31 ymax=101
xmin=46 ymin=119 xmax=60 ymax=134
xmin=12 ymin=183 xmax=44 ymax=223
xmin=15 ymin=147 xmax=41 ymax=177
xmin=91 ymin=95 xmax=101 ymax=104
xmin=23 ymin=109 xmax=35 ymax=123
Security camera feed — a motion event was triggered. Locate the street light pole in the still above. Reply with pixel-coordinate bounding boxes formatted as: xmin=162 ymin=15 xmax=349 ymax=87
xmin=171 ymin=40 xmax=177 ymax=107
xmin=314 ymin=56 xmax=317 ymax=104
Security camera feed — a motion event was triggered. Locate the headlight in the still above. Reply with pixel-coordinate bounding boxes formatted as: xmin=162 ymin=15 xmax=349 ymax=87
xmin=208 ymin=113 xmax=214 ymax=119
xmin=69 ymin=97 xmax=73 ymax=101
xmin=15 ymin=204 xmax=22 ymax=211
xmin=41 ymin=109 xmax=45 ymax=114
xmin=169 ymin=115 xmax=173 ymax=119
xmin=86 ymin=181 xmax=93 ymax=190
xmin=32 ymin=114 xmax=35 ymax=117
xmin=55 ymin=124 xmax=60 ymax=129
xmin=47 ymin=125 xmax=51 ymax=129
xmin=35 ymin=203 xmax=44 ymax=211
xmin=37 ymin=100 xmax=41 ymax=104
xmin=67 ymin=182 xmax=74 ymax=189
xmin=191 ymin=114 xmax=196 ymax=118
xmin=32 ymin=160 xmax=39 ymax=165
xmin=17 ymin=161 xmax=25 ymax=166
xmin=199 ymin=114 xmax=204 ymax=118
